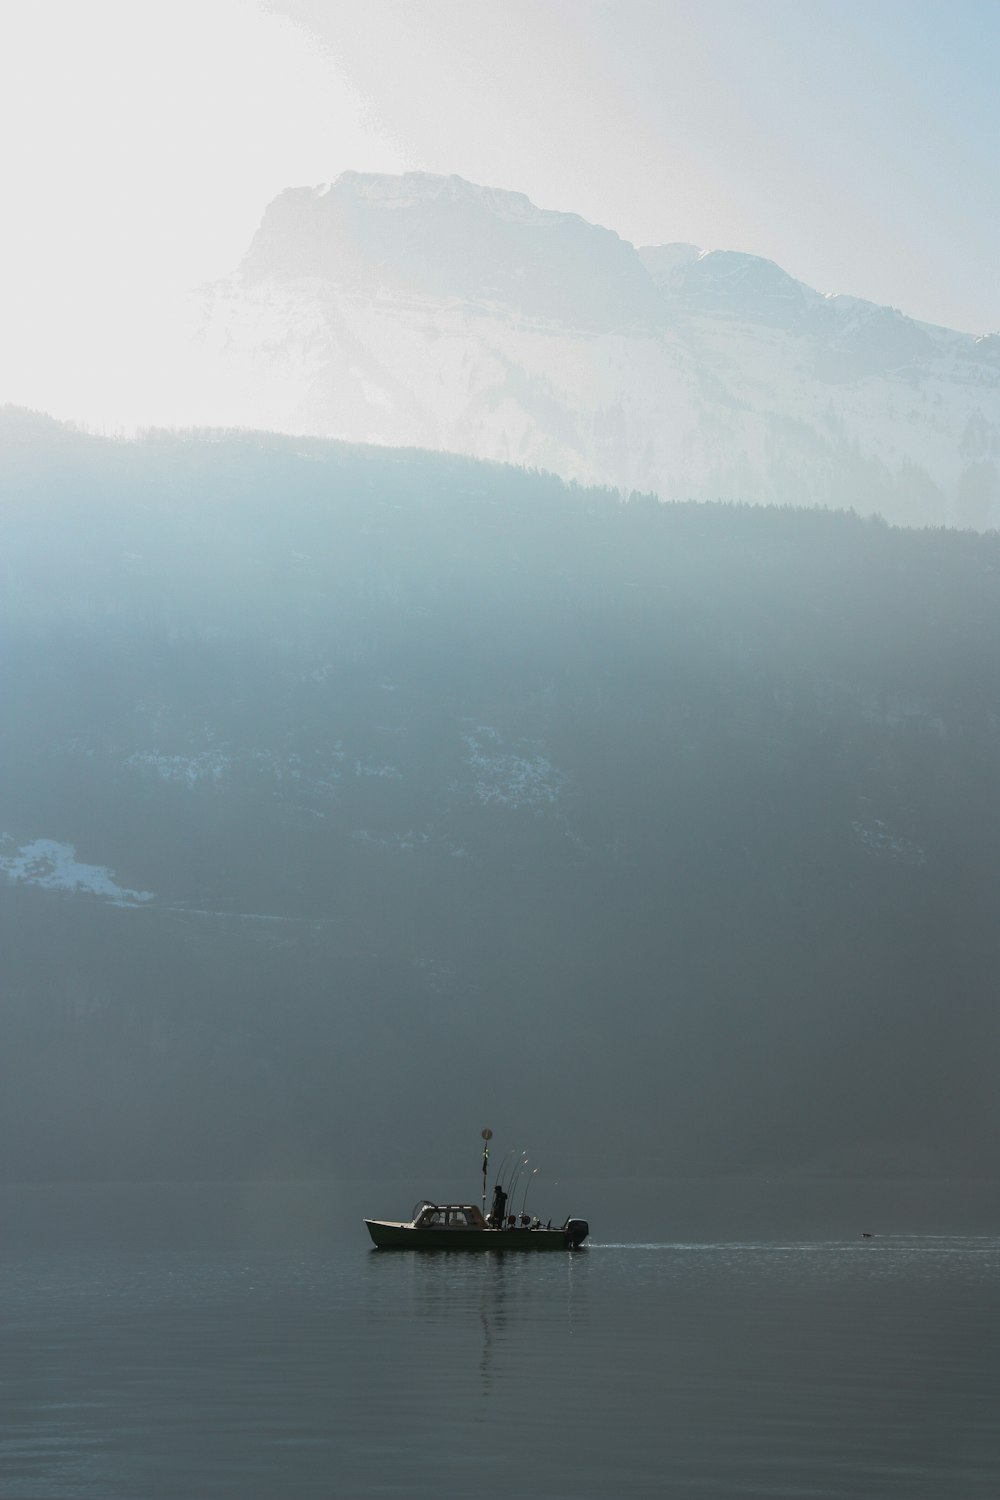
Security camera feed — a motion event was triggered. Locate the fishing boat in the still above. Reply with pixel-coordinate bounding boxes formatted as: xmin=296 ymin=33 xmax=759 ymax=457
xmin=364 ymin=1130 xmax=589 ymax=1251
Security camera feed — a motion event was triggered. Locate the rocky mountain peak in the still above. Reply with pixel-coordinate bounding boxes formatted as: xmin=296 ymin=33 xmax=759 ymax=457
xmin=239 ymin=170 xmax=654 ymax=330
xmin=190 ymin=172 xmax=1000 ymax=528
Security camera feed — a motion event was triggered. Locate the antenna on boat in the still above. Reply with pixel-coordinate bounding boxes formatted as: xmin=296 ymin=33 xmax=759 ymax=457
xmin=480 ymin=1128 xmax=493 ymax=1215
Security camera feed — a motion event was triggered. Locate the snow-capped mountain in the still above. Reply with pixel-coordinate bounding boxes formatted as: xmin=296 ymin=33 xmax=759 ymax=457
xmin=188 ymin=171 xmax=1000 ymax=528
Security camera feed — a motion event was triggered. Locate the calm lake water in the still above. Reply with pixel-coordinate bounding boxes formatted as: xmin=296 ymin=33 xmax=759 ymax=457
xmin=2 ymin=1181 xmax=999 ymax=1498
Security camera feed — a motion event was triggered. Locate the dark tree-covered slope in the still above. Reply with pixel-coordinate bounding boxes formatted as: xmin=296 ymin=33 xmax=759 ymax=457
xmin=1 ymin=407 xmax=998 ymax=1181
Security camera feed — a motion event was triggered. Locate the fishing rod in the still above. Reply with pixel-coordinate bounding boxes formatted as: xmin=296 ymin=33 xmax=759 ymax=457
xmin=495 ymin=1150 xmax=527 ymax=1227
xmin=494 ymin=1148 xmax=521 ymax=1195
xmin=507 ymin=1155 xmax=530 ymax=1218
xmin=519 ymin=1166 xmax=540 ymax=1223
xmin=487 ymin=1147 xmax=519 ymax=1226
xmin=506 ymin=1154 xmax=528 ymax=1200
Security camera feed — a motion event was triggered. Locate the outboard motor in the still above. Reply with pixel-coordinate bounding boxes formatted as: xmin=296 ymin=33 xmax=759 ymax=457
xmin=563 ymin=1218 xmax=589 ymax=1249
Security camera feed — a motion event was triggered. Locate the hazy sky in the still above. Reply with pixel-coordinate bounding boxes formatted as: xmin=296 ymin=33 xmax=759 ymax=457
xmin=1 ymin=0 xmax=996 ymax=419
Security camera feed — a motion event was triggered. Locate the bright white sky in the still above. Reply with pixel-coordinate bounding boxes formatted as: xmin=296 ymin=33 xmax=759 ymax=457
xmin=1 ymin=0 xmax=996 ymax=423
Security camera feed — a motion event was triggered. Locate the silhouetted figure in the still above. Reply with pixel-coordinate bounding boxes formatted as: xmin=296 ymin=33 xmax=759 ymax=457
xmin=488 ymin=1184 xmax=507 ymax=1227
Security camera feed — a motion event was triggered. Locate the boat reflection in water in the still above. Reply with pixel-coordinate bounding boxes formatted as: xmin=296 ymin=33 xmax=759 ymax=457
xmin=364 ymin=1132 xmax=589 ymax=1251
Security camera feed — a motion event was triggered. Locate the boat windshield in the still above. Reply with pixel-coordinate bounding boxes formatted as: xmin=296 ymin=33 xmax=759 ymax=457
xmin=413 ymin=1205 xmax=486 ymax=1229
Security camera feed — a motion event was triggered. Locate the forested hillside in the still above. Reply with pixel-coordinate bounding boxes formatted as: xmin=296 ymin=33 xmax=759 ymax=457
xmin=2 ymin=407 xmax=998 ymax=1181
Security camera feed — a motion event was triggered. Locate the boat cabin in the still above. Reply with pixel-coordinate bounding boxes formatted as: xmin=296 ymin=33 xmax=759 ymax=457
xmin=412 ymin=1204 xmax=487 ymax=1230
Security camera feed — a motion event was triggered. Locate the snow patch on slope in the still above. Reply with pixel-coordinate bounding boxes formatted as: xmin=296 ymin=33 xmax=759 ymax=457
xmin=125 ymin=746 xmax=347 ymax=794
xmin=851 ymin=820 xmax=926 ymax=865
xmin=0 ymin=837 xmax=154 ymax=904
xmin=460 ymin=725 xmax=565 ymax=808
xmin=126 ymin=750 xmax=230 ymax=788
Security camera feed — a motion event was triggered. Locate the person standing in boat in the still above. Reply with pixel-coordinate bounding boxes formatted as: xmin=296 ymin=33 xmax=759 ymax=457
xmin=488 ymin=1183 xmax=508 ymax=1227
